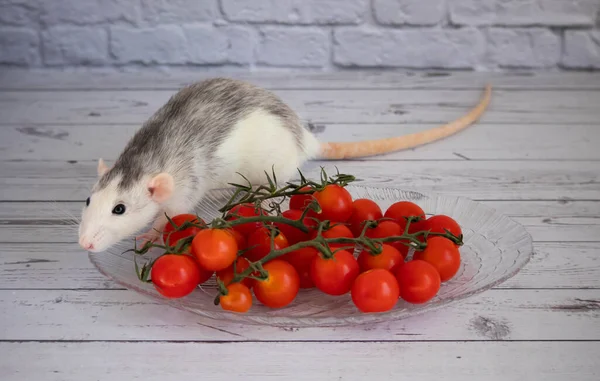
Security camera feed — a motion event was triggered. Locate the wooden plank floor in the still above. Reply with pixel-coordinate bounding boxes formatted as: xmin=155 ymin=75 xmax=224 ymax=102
xmin=0 ymin=70 xmax=599 ymax=381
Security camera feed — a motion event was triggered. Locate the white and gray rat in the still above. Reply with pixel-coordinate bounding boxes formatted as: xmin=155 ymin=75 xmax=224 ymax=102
xmin=78 ymin=78 xmax=491 ymax=253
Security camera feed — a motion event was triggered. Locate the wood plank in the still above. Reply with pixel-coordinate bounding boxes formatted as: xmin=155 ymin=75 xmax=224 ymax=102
xmin=3 ymin=200 xmax=594 ymax=221
xmin=1 ymin=213 xmax=598 ymax=243
xmin=1 ymin=200 xmax=598 ymax=243
xmin=2 ymin=123 xmax=599 ymax=161
xmin=0 ymin=241 xmax=598 ymax=290
xmin=1 ymin=89 xmax=599 ymax=125
xmin=1 ymin=342 xmax=598 ymax=381
xmin=0 ymin=160 xmax=597 ymax=201
xmin=1 ymin=69 xmax=599 ymax=90
xmin=1 ymin=289 xmax=599 ymax=341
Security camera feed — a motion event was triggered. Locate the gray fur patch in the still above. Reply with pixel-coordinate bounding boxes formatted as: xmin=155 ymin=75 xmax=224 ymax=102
xmin=97 ymin=78 xmax=306 ymax=191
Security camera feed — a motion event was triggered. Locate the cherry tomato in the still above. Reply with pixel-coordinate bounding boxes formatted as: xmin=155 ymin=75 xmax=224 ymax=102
xmin=245 ymin=227 xmax=289 ymax=262
xmin=219 ymin=283 xmax=253 ymax=313
xmin=395 ymin=260 xmax=441 ymax=304
xmin=365 ymin=220 xmax=402 ymax=239
xmin=413 ymin=236 xmax=461 ymax=282
xmin=347 ymin=198 xmax=383 ymax=237
xmin=310 ymin=223 xmax=354 ymax=251
xmin=253 ymin=260 xmax=300 ymax=308
xmin=227 ymin=228 xmax=247 ymax=251
xmin=310 ymin=250 xmax=360 ymax=296
xmin=364 ymin=220 xmax=410 ymax=256
xmin=384 ymin=201 xmax=425 ymax=226
xmin=425 ymin=215 xmax=462 ymax=240
xmin=313 ymin=184 xmax=353 ymax=223
xmin=289 ymin=186 xmax=316 ymax=211
xmin=384 ymin=201 xmax=428 ymax=240
xmin=357 ymin=244 xmax=404 ymax=273
xmin=282 ymin=246 xmax=319 ymax=288
xmin=226 ymin=203 xmax=268 ymax=237
xmin=216 ymin=256 xmax=254 ymax=288
xmin=162 ymin=214 xmax=204 ymax=247
xmin=150 ymin=254 xmax=202 ymax=298
xmin=351 ymin=269 xmax=400 ymax=313
xmin=274 ymin=209 xmax=315 ymax=245
xmin=191 ymin=228 xmax=238 ymax=271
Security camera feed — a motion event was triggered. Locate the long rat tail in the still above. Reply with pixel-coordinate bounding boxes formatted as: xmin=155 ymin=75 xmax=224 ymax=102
xmin=317 ymin=84 xmax=492 ymax=160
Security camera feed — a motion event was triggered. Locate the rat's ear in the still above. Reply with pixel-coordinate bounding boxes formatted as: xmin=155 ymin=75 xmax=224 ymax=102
xmin=147 ymin=173 xmax=174 ymax=204
xmin=97 ymin=158 xmax=109 ymax=176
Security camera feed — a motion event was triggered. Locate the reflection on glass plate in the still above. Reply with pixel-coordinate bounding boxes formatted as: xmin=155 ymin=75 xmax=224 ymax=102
xmin=89 ymin=185 xmax=533 ymax=327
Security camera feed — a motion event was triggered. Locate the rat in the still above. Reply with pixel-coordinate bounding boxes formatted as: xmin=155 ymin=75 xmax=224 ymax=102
xmin=78 ymin=77 xmax=491 ymax=253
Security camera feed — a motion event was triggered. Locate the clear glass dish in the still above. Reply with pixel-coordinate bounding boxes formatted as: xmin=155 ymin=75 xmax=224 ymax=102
xmin=89 ymin=185 xmax=533 ymax=327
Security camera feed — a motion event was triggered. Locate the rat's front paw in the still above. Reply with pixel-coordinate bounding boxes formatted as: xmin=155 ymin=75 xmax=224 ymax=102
xmin=135 ymin=230 xmax=161 ymax=247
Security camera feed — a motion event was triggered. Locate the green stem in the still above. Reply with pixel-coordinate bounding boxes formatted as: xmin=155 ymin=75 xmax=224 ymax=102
xmin=226 ymin=226 xmax=461 ymax=287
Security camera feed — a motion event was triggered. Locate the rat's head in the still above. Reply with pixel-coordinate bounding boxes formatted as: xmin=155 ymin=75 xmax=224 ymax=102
xmin=78 ymin=159 xmax=175 ymax=253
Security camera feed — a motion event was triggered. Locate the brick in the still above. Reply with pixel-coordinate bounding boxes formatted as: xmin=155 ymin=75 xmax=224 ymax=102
xmin=222 ymin=0 xmax=367 ymax=25
xmin=40 ymin=0 xmax=139 ymax=26
xmin=0 ymin=27 xmax=39 ymax=65
xmin=42 ymin=26 xmax=108 ymax=66
xmin=142 ymin=0 xmax=217 ymax=24
xmin=333 ymin=27 xmax=484 ymax=69
xmin=486 ymin=28 xmax=560 ymax=68
xmin=110 ymin=25 xmax=188 ymax=64
xmin=182 ymin=25 xmax=228 ymax=64
xmin=449 ymin=0 xmax=599 ymax=26
xmin=257 ymin=27 xmax=328 ymax=67
xmin=0 ymin=0 xmax=38 ymax=27
xmin=562 ymin=30 xmax=600 ymax=69
xmin=217 ymin=25 xmax=258 ymax=65
xmin=373 ymin=0 xmax=445 ymax=26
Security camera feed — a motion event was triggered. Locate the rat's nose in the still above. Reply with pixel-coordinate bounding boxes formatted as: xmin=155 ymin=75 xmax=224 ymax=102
xmin=79 ymin=236 xmax=94 ymax=251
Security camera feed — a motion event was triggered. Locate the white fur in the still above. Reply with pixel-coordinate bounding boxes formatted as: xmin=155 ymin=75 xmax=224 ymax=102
xmin=79 ymin=108 xmax=322 ymax=252
xmin=78 ymin=174 xmax=161 ymax=253
xmin=213 ymin=109 xmax=321 ymax=186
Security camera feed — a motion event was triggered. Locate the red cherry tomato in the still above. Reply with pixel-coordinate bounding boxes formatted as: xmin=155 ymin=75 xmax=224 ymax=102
xmin=150 ymin=254 xmax=203 ymax=298
xmin=191 ymin=228 xmax=238 ymax=271
xmin=310 ymin=223 xmax=354 ymax=251
xmin=253 ymin=260 xmax=300 ymax=308
xmin=384 ymin=201 xmax=425 ymax=226
xmin=216 ymin=256 xmax=255 ymax=288
xmin=289 ymin=186 xmax=316 ymax=211
xmin=413 ymin=236 xmax=461 ymax=282
xmin=162 ymin=214 xmax=204 ymax=247
xmin=357 ymin=244 xmax=404 ymax=273
xmin=347 ymin=198 xmax=383 ymax=237
xmin=425 ymin=215 xmax=463 ymax=240
xmin=313 ymin=184 xmax=353 ymax=223
xmin=351 ymin=269 xmax=400 ymax=313
xmin=365 ymin=220 xmax=402 ymax=239
xmin=227 ymin=228 xmax=247 ymax=251
xmin=219 ymin=283 xmax=252 ymax=313
xmin=226 ymin=203 xmax=268 ymax=237
xmin=282 ymin=246 xmax=319 ymax=288
xmin=274 ymin=209 xmax=315 ymax=245
xmin=384 ymin=201 xmax=428 ymax=240
xmin=364 ymin=220 xmax=411 ymax=256
xmin=395 ymin=260 xmax=441 ymax=304
xmin=245 ymin=227 xmax=289 ymax=262
xmin=310 ymin=250 xmax=360 ymax=296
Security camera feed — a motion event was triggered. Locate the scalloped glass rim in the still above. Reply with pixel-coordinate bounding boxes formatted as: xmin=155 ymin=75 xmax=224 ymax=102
xmin=89 ymin=185 xmax=533 ymax=327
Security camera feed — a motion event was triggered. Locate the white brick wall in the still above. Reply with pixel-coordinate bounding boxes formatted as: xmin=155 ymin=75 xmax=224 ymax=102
xmin=0 ymin=0 xmax=599 ymax=70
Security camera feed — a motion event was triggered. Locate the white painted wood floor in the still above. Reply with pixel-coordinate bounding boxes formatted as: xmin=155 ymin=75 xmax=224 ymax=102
xmin=0 ymin=70 xmax=598 ymax=381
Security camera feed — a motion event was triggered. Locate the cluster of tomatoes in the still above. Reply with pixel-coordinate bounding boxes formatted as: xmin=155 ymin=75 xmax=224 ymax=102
xmin=145 ymin=183 xmax=463 ymax=314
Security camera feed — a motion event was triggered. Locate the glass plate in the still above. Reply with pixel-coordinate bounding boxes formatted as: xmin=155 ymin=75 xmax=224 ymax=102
xmin=89 ymin=185 xmax=533 ymax=327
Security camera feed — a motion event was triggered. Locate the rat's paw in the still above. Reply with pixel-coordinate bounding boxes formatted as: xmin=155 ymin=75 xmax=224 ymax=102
xmin=135 ymin=230 xmax=161 ymax=247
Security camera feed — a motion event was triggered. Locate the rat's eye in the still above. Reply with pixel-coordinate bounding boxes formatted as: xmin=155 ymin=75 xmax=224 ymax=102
xmin=112 ymin=204 xmax=126 ymax=215
xmin=85 ymin=197 xmax=90 ymax=206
